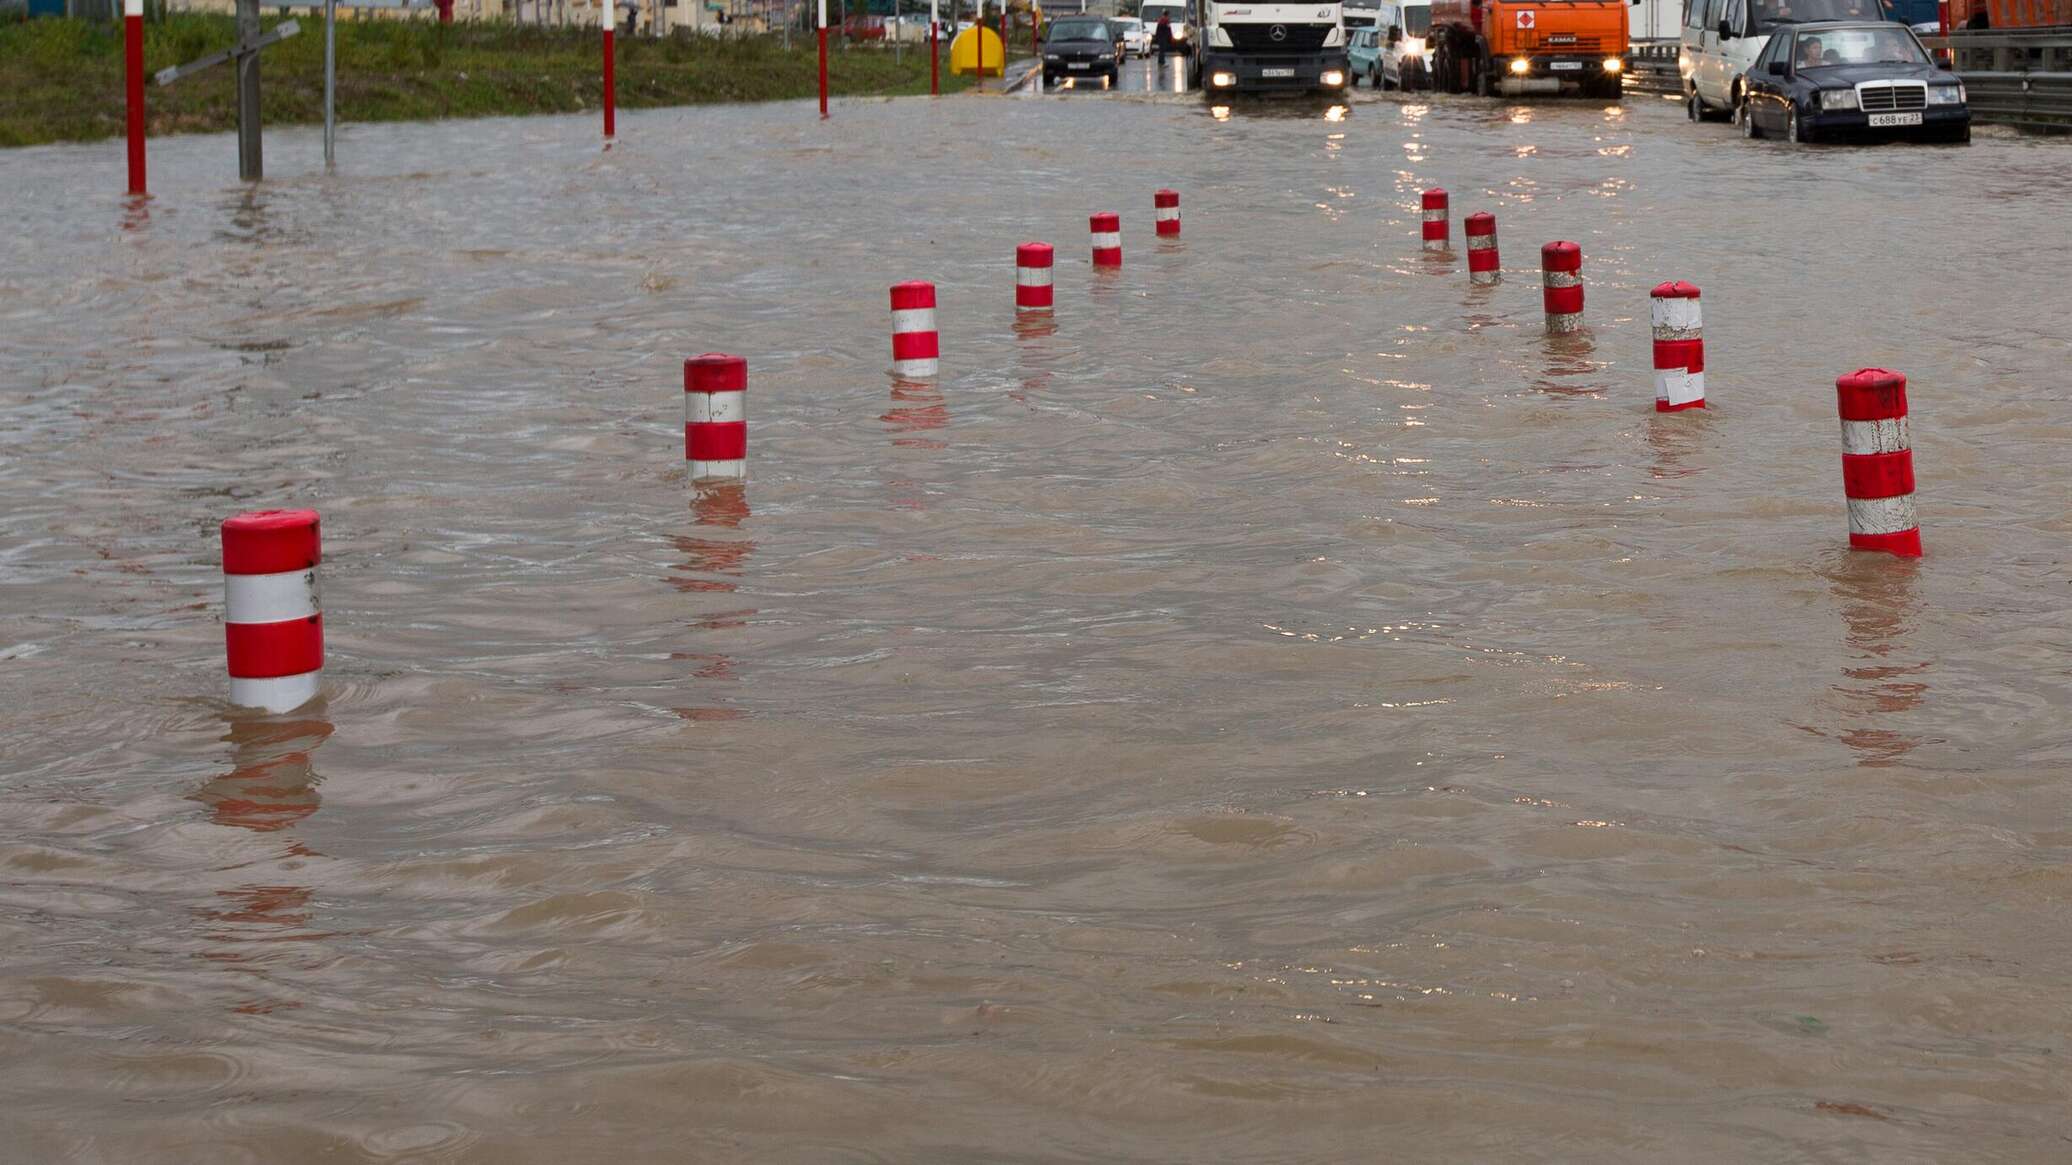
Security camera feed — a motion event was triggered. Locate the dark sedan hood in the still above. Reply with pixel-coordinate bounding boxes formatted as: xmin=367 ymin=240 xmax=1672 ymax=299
xmin=1798 ymin=62 xmax=1953 ymax=85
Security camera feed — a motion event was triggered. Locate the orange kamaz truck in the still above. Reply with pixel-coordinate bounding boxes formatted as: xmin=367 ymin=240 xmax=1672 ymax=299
xmin=1427 ymin=0 xmax=1636 ymax=97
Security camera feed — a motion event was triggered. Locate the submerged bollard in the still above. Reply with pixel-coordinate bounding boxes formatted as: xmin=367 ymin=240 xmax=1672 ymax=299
xmin=1836 ymin=368 xmax=1922 ymax=557
xmin=1541 ymin=242 xmax=1583 ymax=334
xmin=1016 ymin=243 xmax=1054 ymax=312
xmin=1465 ymin=212 xmax=1500 ymax=285
xmin=222 ymin=509 xmax=323 ymax=714
xmin=1422 ymin=188 xmax=1449 ymax=251
xmin=685 ymin=353 xmax=748 ymax=482
xmin=1650 ymin=281 xmax=1705 ymax=412
xmin=602 ymin=0 xmax=617 ymax=140
xmin=1090 ymin=212 xmax=1122 ymax=268
xmin=890 ymin=281 xmax=941 ymax=378
xmin=1154 ymin=189 xmax=1181 ymax=238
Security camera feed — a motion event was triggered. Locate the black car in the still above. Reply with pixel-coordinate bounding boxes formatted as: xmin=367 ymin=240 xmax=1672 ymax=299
xmin=1042 ymin=17 xmax=1122 ymax=87
xmin=1739 ymin=21 xmax=1969 ymax=144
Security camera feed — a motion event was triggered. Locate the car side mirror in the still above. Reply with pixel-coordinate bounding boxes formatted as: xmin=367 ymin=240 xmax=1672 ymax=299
xmin=1718 ymin=18 xmax=1734 ymax=37
xmin=1767 ymin=59 xmax=1787 ymax=75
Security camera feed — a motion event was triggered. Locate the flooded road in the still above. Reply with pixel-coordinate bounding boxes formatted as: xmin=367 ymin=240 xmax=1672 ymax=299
xmin=3 ymin=89 xmax=2071 ymax=1160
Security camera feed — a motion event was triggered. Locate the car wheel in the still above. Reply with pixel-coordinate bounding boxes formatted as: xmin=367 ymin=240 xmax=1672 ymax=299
xmin=1688 ymin=89 xmax=1703 ymax=121
xmin=1738 ymin=98 xmax=1760 ymax=138
xmin=1107 ymin=68 xmax=1119 ymax=87
xmin=1788 ymin=105 xmax=1811 ymax=144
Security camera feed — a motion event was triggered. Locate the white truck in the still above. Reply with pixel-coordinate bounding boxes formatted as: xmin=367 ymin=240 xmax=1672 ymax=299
xmin=1192 ymin=0 xmax=1352 ymax=95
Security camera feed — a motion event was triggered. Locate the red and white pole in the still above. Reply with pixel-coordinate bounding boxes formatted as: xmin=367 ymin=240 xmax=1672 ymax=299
xmin=890 ymin=281 xmax=940 ymax=378
xmin=124 ymin=0 xmax=146 ymax=196
xmin=1154 ymin=189 xmax=1181 ymax=238
xmin=222 ymin=510 xmax=323 ymax=714
xmin=686 ymin=353 xmax=748 ymax=482
xmin=1464 ymin=211 xmax=1499 ymax=286
xmin=1650 ymin=281 xmax=1705 ymax=412
xmin=1837 ymin=368 xmax=1921 ymax=557
xmin=602 ymin=0 xmax=617 ymax=140
xmin=1016 ymin=242 xmax=1054 ymax=312
xmin=1421 ymin=188 xmax=1449 ymax=251
xmin=1090 ymin=212 xmax=1122 ymax=268
xmin=930 ymin=0 xmax=940 ymax=95
xmin=1541 ymin=241 xmax=1582 ymax=334
xmin=818 ymin=0 xmax=830 ymax=119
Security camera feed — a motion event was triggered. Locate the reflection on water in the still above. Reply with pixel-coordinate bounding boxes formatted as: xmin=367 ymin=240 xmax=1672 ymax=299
xmin=189 ymin=712 xmax=332 ymax=833
xmin=672 ymin=484 xmax=755 ymax=722
xmin=1829 ymin=556 xmax=1929 ymax=767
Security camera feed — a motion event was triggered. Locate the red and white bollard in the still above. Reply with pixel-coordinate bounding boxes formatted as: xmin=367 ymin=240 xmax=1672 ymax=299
xmin=1837 ymin=368 xmax=1922 ymax=557
xmin=1465 ymin=212 xmax=1499 ymax=286
xmin=817 ymin=0 xmax=829 ymax=119
xmin=685 ymin=353 xmax=748 ymax=482
xmin=602 ymin=0 xmax=617 ymax=140
xmin=1090 ymin=212 xmax=1122 ymax=268
xmin=1541 ymin=241 xmax=1583 ymax=334
xmin=222 ymin=510 xmax=323 ymax=714
xmin=890 ymin=281 xmax=941 ymax=378
xmin=1650 ymin=281 xmax=1705 ymax=412
xmin=1016 ymin=243 xmax=1054 ymax=312
xmin=125 ymin=0 xmax=146 ymax=195
xmin=1421 ymin=188 xmax=1449 ymax=251
xmin=1154 ymin=189 xmax=1181 ymax=238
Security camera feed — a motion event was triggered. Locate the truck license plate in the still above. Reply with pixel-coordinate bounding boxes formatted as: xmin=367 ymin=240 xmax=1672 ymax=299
xmin=1261 ymin=67 xmax=1296 ymax=77
xmin=1868 ymin=112 xmax=1922 ymax=126
xmin=1550 ymin=60 xmax=1582 ymax=70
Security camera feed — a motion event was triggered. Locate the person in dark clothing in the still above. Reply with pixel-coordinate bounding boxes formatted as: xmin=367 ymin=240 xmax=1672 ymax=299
xmin=1152 ymin=13 xmax=1175 ymax=63
xmin=1965 ymin=6 xmax=1990 ymax=27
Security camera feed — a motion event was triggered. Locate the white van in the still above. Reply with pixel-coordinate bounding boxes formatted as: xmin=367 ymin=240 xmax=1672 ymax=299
xmin=1680 ymin=0 xmax=1888 ymax=120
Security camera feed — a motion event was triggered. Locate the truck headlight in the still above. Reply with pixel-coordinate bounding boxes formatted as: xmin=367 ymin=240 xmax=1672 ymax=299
xmin=1210 ymin=70 xmax=1237 ymax=87
xmin=1508 ymin=57 xmax=1530 ymax=75
xmin=1601 ymin=56 xmax=1622 ymax=73
xmin=1819 ymin=88 xmax=1858 ymax=110
xmin=1931 ymin=83 xmax=1964 ymax=104
xmin=1321 ymin=69 xmax=1346 ymax=86
xmin=1402 ymin=37 xmax=1424 ymax=58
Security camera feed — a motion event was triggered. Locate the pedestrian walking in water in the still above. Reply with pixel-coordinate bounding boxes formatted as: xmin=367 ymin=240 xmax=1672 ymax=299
xmin=1153 ymin=12 xmax=1175 ymax=64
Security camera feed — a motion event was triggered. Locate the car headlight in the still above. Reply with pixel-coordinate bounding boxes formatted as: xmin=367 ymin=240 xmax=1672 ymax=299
xmin=1509 ymin=57 xmax=1530 ymax=75
xmin=1931 ymin=83 xmax=1964 ymax=104
xmin=1045 ymin=53 xmax=1061 ymax=60
xmin=1819 ymin=88 xmax=1858 ymax=110
xmin=1602 ymin=56 xmax=1622 ymax=73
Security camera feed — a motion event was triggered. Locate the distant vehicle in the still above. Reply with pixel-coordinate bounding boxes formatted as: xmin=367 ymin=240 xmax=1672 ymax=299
xmin=1117 ymin=16 xmax=1153 ymax=56
xmin=1375 ymin=0 xmax=1433 ymax=88
xmin=1428 ymin=0 xmax=1632 ymax=97
xmin=1345 ymin=0 xmax=1383 ymax=30
xmin=1350 ymin=26 xmax=1387 ymax=81
xmin=1138 ymin=2 xmax=1193 ymax=50
xmin=1195 ymin=0 xmax=1352 ymax=94
xmin=1881 ymin=0 xmax=1943 ymax=32
xmin=1739 ymin=20 xmax=1969 ymax=141
xmin=1043 ymin=16 xmax=1122 ymax=86
xmin=1681 ymin=0 xmax=1889 ymax=122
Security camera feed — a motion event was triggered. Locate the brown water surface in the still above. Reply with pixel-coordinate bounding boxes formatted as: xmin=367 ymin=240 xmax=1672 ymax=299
xmin=2 ymin=88 xmax=2070 ymax=1161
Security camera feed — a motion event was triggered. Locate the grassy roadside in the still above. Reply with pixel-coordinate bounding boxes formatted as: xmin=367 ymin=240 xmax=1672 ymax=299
xmin=0 ymin=15 xmax=976 ymax=147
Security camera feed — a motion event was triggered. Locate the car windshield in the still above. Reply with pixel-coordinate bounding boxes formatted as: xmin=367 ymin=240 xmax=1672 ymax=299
xmin=1403 ymin=7 xmax=1430 ymax=34
xmin=1751 ymin=0 xmax=1882 ymax=26
xmin=1050 ymin=20 xmax=1110 ymax=40
xmin=1795 ymin=26 xmax=1926 ymax=66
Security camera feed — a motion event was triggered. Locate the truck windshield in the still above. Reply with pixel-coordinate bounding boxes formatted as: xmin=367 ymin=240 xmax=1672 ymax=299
xmin=1751 ymin=0 xmax=1882 ymax=26
xmin=1403 ymin=6 xmax=1430 ymax=34
xmin=1140 ymin=5 xmax=1187 ymax=23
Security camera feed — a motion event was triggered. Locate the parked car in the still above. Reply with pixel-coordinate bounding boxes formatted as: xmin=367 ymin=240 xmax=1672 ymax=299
xmin=1042 ymin=16 xmax=1122 ymax=86
xmin=1682 ymin=0 xmax=1890 ymax=122
xmin=1117 ymin=17 xmax=1153 ymax=56
xmin=1738 ymin=20 xmax=1969 ymax=142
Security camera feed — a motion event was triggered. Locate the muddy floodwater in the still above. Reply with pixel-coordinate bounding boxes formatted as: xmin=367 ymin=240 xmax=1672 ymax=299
xmin=3 ymin=88 xmax=2071 ymax=1161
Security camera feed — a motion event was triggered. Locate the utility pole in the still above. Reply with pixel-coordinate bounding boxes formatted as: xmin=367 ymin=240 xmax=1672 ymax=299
xmin=236 ymin=0 xmax=263 ymax=181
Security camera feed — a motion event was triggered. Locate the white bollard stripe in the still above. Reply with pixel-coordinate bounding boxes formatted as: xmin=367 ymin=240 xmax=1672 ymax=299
xmin=1543 ymin=271 xmax=1581 ymax=288
xmin=1655 ymin=369 xmax=1706 ymax=407
xmin=1847 ymin=494 xmax=1919 ymax=536
xmin=890 ymin=308 xmax=937 ymax=334
xmin=1422 ymin=208 xmax=1447 ymax=222
xmin=1155 ymin=207 xmax=1179 ymax=221
xmin=690 ymin=458 xmax=747 ymax=480
xmin=1840 ymin=417 xmax=1910 ymax=456
xmin=1466 ymin=234 xmax=1496 ymax=251
xmin=687 ymin=389 xmax=746 ymax=425
xmin=230 ymin=671 xmax=322 ymax=714
xmin=893 ymin=358 xmax=940 ymax=378
xmin=1091 ymin=231 xmax=1121 ymax=248
xmin=125 ymin=0 xmax=142 ymax=14
xmin=225 ymin=569 xmax=319 ymax=625
xmin=1651 ymin=298 xmax=1702 ymax=332
xmin=1016 ymin=267 xmax=1053 ymax=287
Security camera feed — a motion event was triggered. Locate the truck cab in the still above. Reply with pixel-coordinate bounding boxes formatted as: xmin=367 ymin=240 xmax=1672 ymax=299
xmin=1428 ymin=0 xmax=1637 ymax=96
xmin=1195 ymin=1 xmax=1355 ymax=95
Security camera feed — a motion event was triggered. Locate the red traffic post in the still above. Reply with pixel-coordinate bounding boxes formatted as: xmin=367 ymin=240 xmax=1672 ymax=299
xmin=1541 ymin=241 xmax=1583 ymax=334
xmin=602 ymin=0 xmax=617 ymax=141
xmin=1016 ymin=242 xmax=1054 ymax=312
xmin=1154 ymin=189 xmax=1181 ymax=238
xmin=818 ymin=0 xmax=830 ymax=119
xmin=930 ymin=13 xmax=940 ymax=95
xmin=890 ymin=282 xmax=941 ymax=378
xmin=1650 ymin=281 xmax=1705 ymax=412
xmin=1090 ymin=212 xmax=1122 ymax=268
xmin=686 ymin=354 xmax=749 ymax=483
xmin=1465 ymin=212 xmax=1499 ymax=286
xmin=221 ymin=510 xmax=324 ymax=714
xmin=1836 ymin=369 xmax=1921 ymax=557
xmin=1421 ymin=188 xmax=1449 ymax=251
xmin=125 ymin=0 xmax=146 ymax=196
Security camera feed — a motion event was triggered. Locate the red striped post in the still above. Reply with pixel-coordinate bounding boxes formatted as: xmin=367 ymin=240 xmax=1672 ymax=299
xmin=602 ymin=0 xmax=617 ymax=140
xmin=1541 ymin=242 xmax=1582 ymax=334
xmin=930 ymin=15 xmax=940 ymax=95
xmin=222 ymin=510 xmax=323 ymax=714
xmin=1154 ymin=189 xmax=1181 ymax=237
xmin=890 ymin=281 xmax=940 ymax=378
xmin=125 ymin=0 xmax=146 ymax=195
xmin=1465 ymin=212 xmax=1499 ymax=285
xmin=1650 ymin=281 xmax=1705 ymax=412
xmin=1421 ymin=188 xmax=1448 ymax=251
xmin=817 ymin=0 xmax=830 ymax=119
xmin=1837 ymin=368 xmax=1921 ymax=557
xmin=686 ymin=354 xmax=748 ymax=482
xmin=1016 ymin=242 xmax=1054 ymax=312
xmin=1090 ymin=212 xmax=1121 ymax=268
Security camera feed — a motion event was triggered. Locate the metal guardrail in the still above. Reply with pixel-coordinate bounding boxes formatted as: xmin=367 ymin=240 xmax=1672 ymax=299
xmin=1624 ymin=39 xmax=1682 ymax=95
xmin=1922 ymin=31 xmax=2072 ymax=132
